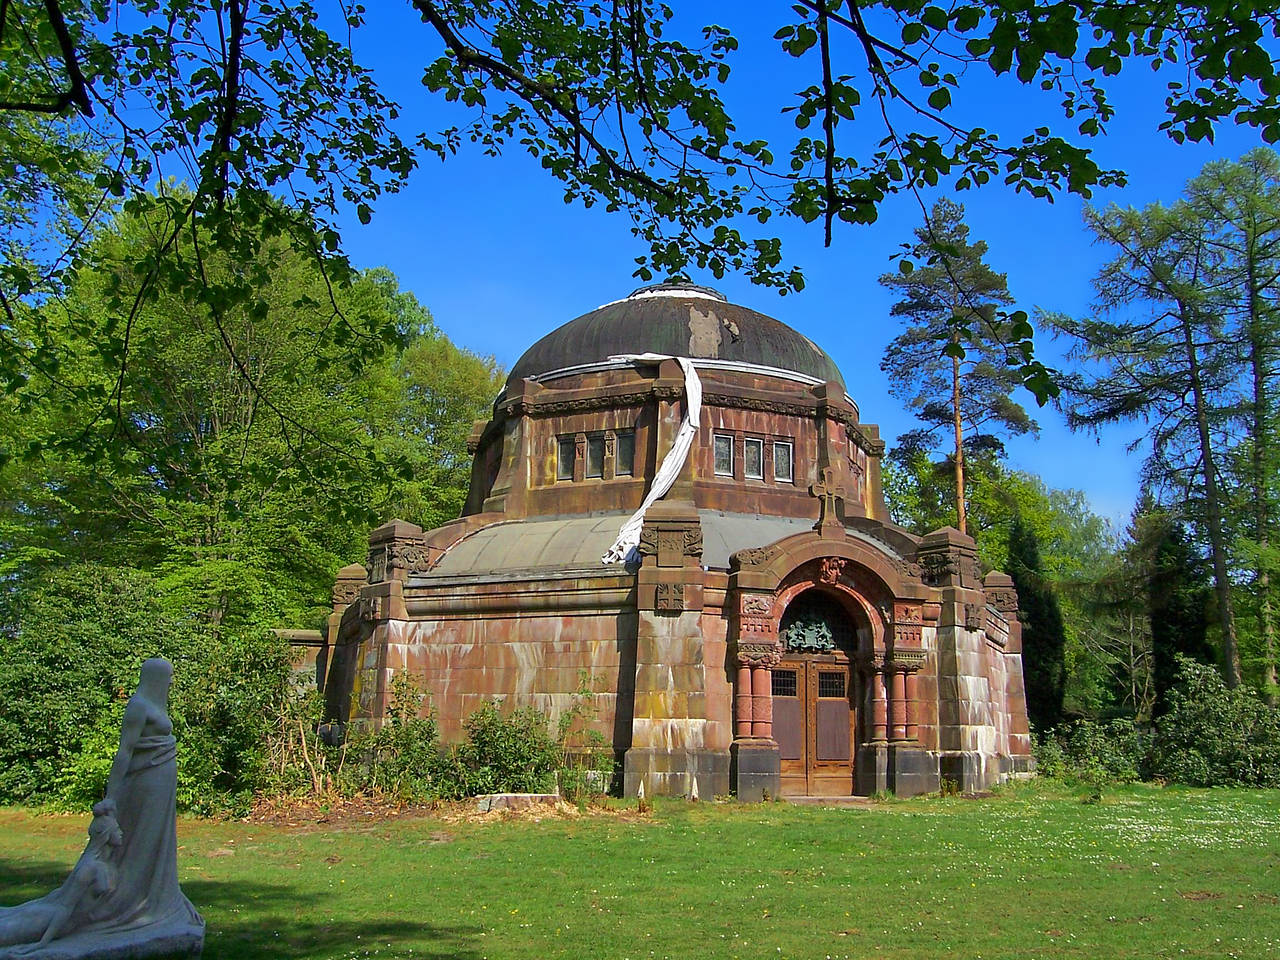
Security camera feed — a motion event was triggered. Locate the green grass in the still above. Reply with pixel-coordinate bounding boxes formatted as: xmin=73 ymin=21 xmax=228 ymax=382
xmin=2 ymin=781 xmax=1278 ymax=960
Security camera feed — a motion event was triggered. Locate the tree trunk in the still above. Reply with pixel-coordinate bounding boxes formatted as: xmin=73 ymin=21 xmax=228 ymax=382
xmin=1246 ymin=253 xmax=1278 ymax=701
xmin=1177 ymin=299 xmax=1243 ymax=687
xmin=952 ymin=347 xmax=966 ymax=536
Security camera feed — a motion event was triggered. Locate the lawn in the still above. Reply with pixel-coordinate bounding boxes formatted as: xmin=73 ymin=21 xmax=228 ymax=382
xmin=2 ymin=782 xmax=1277 ymax=960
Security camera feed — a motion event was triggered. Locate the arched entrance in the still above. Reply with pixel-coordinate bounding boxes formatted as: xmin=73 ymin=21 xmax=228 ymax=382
xmin=772 ymin=589 xmax=860 ymax=796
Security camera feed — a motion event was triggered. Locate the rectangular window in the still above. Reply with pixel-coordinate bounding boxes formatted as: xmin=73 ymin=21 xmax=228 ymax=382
xmin=713 ymin=434 xmax=734 ymax=476
xmin=773 ymin=440 xmax=794 ymax=482
xmin=616 ymin=430 xmax=635 ymax=476
xmin=586 ymin=435 xmax=605 ymax=478
xmin=744 ymin=437 xmax=763 ymax=479
xmin=556 ymin=436 xmax=575 ymax=481
xmin=771 ymin=669 xmax=798 ymax=698
xmin=818 ymin=671 xmax=847 ymax=699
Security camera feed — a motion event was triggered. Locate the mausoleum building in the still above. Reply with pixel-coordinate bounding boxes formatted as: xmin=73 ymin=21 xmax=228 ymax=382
xmin=322 ymin=282 xmax=1033 ymax=798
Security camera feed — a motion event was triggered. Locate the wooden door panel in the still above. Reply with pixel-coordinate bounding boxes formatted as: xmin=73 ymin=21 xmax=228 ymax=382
xmin=774 ymin=699 xmax=804 ymax=760
xmin=815 ymin=699 xmax=851 ymax=761
xmin=774 ymin=659 xmax=856 ymax=796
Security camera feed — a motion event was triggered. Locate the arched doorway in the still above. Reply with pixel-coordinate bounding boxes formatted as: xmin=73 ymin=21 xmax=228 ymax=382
xmin=773 ymin=589 xmax=860 ymax=796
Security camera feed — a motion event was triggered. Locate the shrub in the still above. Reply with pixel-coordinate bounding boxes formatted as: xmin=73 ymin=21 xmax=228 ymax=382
xmin=1034 ymin=719 xmax=1151 ymax=785
xmin=341 ymin=674 xmax=441 ymax=801
xmin=446 ymin=702 xmax=562 ymax=797
xmin=1148 ymin=657 xmax=1280 ymax=788
xmin=0 ymin=563 xmax=294 ymax=813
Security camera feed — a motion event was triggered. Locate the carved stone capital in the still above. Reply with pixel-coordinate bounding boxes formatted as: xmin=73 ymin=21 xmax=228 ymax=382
xmin=737 ymin=640 xmax=783 ymax=669
xmin=889 ymin=648 xmax=927 ymax=672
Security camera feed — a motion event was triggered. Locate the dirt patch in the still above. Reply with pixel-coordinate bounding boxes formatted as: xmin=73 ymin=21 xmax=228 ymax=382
xmin=1179 ymin=890 xmax=1224 ymax=901
xmin=241 ymin=794 xmax=649 ymax=830
xmin=242 ymin=794 xmax=439 ymax=830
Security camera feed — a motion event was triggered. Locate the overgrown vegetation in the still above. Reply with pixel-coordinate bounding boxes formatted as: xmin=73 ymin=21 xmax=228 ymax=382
xmin=1035 ymin=659 xmax=1280 ymax=789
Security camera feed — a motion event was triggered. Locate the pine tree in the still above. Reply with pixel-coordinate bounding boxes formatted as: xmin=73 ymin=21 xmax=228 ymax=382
xmin=1009 ymin=515 xmax=1067 ymax=730
xmin=880 ymin=199 xmax=1036 ymax=536
xmin=1146 ymin=514 xmax=1215 ymax=714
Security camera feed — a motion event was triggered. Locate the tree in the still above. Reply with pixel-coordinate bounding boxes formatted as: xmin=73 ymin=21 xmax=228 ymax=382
xmin=1009 ymin=515 xmax=1067 ymax=731
xmin=1183 ymin=150 xmax=1280 ymax=698
xmin=0 ymin=196 xmax=502 ymax=632
xmin=880 ymin=198 xmax=1035 ymax=535
xmin=1144 ymin=511 xmax=1215 ymax=715
xmin=1049 ymin=200 xmax=1245 ymax=687
xmin=8 ymin=0 xmax=1280 ymax=439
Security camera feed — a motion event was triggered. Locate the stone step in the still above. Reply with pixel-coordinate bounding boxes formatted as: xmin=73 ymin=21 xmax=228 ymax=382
xmin=782 ymin=795 xmax=876 ymax=807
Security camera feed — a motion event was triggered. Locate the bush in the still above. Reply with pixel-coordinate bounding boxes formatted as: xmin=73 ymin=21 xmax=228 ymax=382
xmin=1034 ymin=718 xmax=1151 ymax=785
xmin=445 ymin=702 xmax=562 ymax=797
xmin=0 ymin=563 xmax=294 ymax=813
xmin=1148 ymin=657 xmax=1280 ymax=788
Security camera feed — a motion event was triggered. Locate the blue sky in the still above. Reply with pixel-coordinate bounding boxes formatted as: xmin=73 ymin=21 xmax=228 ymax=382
xmin=326 ymin=6 xmax=1272 ymax=528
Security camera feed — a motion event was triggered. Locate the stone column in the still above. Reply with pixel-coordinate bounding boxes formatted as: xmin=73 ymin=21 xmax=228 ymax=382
xmin=904 ymin=670 xmax=920 ymax=741
xmin=870 ymin=664 xmax=888 ymax=742
xmin=625 ymin=502 xmax=725 ymax=798
xmin=735 ymin=665 xmax=753 ymax=739
xmin=889 ymin=668 xmax=907 ymax=741
xmin=730 ymin=590 xmax=782 ymax=802
xmin=750 ymin=667 xmax=772 ymax=738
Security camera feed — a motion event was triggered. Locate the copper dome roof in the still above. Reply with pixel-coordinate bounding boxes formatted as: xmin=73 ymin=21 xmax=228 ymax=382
xmin=507 ymin=283 xmax=845 ymax=388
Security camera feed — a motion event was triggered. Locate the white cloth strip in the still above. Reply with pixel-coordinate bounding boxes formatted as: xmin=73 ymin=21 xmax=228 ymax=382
xmin=600 ymin=354 xmax=702 ymax=565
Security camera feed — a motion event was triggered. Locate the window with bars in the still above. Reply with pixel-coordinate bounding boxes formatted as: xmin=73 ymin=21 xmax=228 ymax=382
xmin=771 ymin=669 xmax=798 ymax=698
xmin=818 ymin=671 xmax=846 ymax=699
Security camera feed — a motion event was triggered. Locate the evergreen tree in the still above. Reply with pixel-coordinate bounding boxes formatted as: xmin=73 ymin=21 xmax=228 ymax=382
xmin=880 ymin=199 xmax=1036 ymax=535
xmin=1009 ymin=515 xmax=1067 ymax=730
xmin=1146 ymin=514 xmax=1215 ymax=714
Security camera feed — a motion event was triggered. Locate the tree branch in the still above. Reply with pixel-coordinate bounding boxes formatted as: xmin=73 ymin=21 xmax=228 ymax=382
xmin=0 ymin=0 xmax=94 ymax=116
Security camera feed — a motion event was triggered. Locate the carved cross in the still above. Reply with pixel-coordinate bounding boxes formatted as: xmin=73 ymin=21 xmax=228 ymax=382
xmin=809 ymin=466 xmax=847 ymax=531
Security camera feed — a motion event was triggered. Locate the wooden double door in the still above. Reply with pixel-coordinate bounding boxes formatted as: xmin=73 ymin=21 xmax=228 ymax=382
xmin=773 ymin=655 xmax=857 ymax=796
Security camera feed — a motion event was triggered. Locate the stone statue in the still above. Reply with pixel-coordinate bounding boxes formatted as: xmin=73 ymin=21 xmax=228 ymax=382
xmin=0 ymin=659 xmax=205 ymax=960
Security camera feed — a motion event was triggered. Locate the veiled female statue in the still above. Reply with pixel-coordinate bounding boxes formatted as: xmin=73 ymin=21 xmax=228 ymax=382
xmin=0 ymin=658 xmax=205 ymax=959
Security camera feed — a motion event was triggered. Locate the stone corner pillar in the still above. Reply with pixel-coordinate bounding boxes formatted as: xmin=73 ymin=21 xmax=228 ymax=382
xmin=728 ymin=590 xmax=782 ymax=802
xmin=624 ymin=503 xmax=727 ymax=798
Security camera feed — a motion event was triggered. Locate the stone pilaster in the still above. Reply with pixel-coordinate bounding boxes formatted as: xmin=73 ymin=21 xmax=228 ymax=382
xmin=625 ymin=501 xmax=727 ymax=798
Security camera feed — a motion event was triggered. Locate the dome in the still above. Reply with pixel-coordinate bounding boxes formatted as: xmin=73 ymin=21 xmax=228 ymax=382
xmin=507 ymin=282 xmax=845 ymax=388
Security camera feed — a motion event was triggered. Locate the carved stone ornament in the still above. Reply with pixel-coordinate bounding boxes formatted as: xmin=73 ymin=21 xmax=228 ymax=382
xmin=683 ymin=528 xmax=704 ymax=559
xmin=818 ymin=556 xmax=847 ymax=584
xmin=655 ymin=583 xmax=685 ymax=612
xmin=389 ymin=541 xmax=433 ymax=576
xmin=506 ymin=390 xmax=650 ymax=417
xmin=354 ymin=595 xmax=385 ymax=623
xmin=918 ymin=551 xmax=957 ymax=586
xmin=894 ymin=623 xmax=923 ymax=647
xmin=809 ymin=466 xmax=848 ymax=529
xmin=657 ymin=529 xmax=684 ymax=567
xmin=332 ymin=580 xmax=362 ymax=606
xmin=889 ymin=648 xmax=928 ymax=671
xmin=637 ymin=526 xmax=658 ymax=558
xmin=736 ymin=640 xmax=782 ymax=669
xmin=987 ymin=587 xmax=1019 ymax=615
xmin=741 ymin=594 xmax=773 ymax=617
xmin=894 ymin=558 xmax=924 ymax=581
xmin=894 ymin=602 xmax=923 ymax=624
xmin=737 ymin=545 xmax=780 ymax=568
xmin=964 ymin=602 xmax=984 ymax=631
